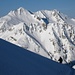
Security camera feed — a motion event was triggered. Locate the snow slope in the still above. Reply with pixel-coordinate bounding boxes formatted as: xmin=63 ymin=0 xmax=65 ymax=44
xmin=0 ymin=39 xmax=75 ymax=75
xmin=0 ymin=7 xmax=75 ymax=64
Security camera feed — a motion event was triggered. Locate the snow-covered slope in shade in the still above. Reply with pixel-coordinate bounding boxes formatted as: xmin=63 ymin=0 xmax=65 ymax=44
xmin=0 ymin=39 xmax=75 ymax=75
xmin=0 ymin=7 xmax=75 ymax=64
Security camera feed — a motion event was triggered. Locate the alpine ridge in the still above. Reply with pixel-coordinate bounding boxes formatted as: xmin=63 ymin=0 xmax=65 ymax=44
xmin=0 ymin=7 xmax=75 ymax=64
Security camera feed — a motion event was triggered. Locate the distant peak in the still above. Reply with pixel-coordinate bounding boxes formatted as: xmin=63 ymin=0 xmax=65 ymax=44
xmin=18 ymin=7 xmax=25 ymax=11
xmin=52 ymin=9 xmax=60 ymax=13
xmin=17 ymin=7 xmax=31 ymax=14
xmin=8 ymin=7 xmax=26 ymax=15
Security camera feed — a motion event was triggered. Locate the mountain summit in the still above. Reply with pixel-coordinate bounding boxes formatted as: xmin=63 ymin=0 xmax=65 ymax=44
xmin=0 ymin=7 xmax=75 ymax=64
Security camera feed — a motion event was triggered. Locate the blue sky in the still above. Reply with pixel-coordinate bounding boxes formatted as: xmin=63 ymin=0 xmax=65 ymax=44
xmin=0 ymin=0 xmax=75 ymax=18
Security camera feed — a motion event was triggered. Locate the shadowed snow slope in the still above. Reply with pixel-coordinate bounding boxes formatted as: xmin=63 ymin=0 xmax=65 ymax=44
xmin=0 ymin=39 xmax=75 ymax=75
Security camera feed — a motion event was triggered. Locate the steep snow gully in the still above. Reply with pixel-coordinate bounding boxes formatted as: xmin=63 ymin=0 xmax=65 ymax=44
xmin=0 ymin=39 xmax=75 ymax=75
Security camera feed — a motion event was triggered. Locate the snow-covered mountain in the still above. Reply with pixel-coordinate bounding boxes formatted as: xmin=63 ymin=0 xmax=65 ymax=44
xmin=0 ymin=7 xmax=75 ymax=64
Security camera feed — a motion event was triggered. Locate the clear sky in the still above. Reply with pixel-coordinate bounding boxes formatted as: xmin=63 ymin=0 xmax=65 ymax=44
xmin=0 ymin=0 xmax=75 ymax=18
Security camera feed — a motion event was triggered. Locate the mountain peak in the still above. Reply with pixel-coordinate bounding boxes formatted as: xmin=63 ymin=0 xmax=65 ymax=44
xmin=52 ymin=9 xmax=60 ymax=13
xmin=18 ymin=7 xmax=25 ymax=11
